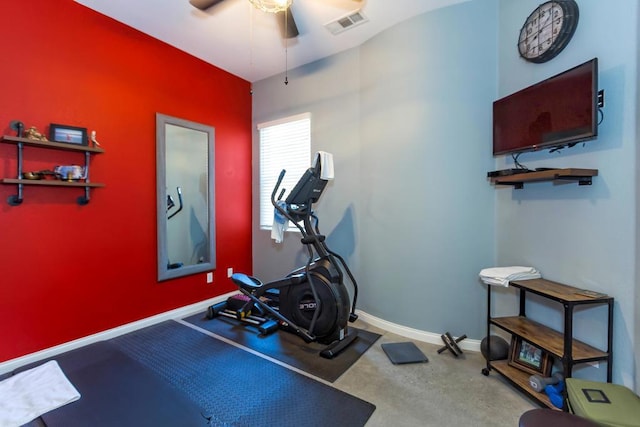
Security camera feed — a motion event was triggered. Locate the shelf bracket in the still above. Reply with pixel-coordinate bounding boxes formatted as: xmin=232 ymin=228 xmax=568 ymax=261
xmin=78 ymin=152 xmax=92 ymax=205
xmin=7 ymin=194 xmax=23 ymax=206
xmin=10 ymin=141 xmax=25 ymax=204
xmin=557 ymin=175 xmax=593 ymax=186
xmin=497 ymin=181 xmax=524 ymax=189
xmin=77 ymin=190 xmax=90 ymax=206
xmin=6 ymin=188 xmax=93 ymax=205
xmin=498 ymin=175 xmax=593 ymax=189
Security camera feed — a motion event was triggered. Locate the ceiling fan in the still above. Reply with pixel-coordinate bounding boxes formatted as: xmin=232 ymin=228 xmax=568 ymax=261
xmin=189 ymin=0 xmax=300 ymax=39
xmin=189 ymin=0 xmax=363 ymax=39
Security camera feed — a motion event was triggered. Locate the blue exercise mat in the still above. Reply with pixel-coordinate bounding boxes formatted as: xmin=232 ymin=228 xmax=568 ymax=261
xmin=112 ymin=320 xmax=376 ymax=427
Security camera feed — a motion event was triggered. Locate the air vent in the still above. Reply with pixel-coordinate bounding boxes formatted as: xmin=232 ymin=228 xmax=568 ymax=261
xmin=324 ymin=10 xmax=368 ymax=35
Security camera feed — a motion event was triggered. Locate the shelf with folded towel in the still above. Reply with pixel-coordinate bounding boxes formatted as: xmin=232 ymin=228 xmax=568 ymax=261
xmin=481 ymin=278 xmax=613 ymax=410
xmin=490 ymin=168 xmax=598 ymax=189
xmin=479 ymin=266 xmax=541 ymax=287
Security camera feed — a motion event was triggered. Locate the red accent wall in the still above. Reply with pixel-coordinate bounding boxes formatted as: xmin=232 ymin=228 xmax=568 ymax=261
xmin=0 ymin=0 xmax=252 ymax=362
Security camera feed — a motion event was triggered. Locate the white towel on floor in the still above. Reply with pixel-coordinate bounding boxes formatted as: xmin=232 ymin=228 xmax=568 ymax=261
xmin=0 ymin=360 xmax=80 ymax=427
xmin=479 ymin=266 xmax=541 ymax=287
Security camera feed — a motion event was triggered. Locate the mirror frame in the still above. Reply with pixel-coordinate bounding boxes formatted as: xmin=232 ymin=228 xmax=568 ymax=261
xmin=156 ymin=113 xmax=216 ymax=281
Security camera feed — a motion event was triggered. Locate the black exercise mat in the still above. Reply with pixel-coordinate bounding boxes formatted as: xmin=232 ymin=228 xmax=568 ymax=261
xmin=13 ymin=341 xmax=207 ymax=427
xmin=183 ymin=312 xmax=381 ymax=383
xmin=381 ymin=342 xmax=429 ymax=364
xmin=111 ymin=321 xmax=376 ymax=427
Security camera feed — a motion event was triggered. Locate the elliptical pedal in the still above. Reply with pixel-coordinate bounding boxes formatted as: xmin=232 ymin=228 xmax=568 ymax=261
xmin=206 ymin=296 xmax=279 ymax=336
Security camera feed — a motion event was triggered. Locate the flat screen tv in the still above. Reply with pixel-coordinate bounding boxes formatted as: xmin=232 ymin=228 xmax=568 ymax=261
xmin=493 ymin=58 xmax=598 ymax=156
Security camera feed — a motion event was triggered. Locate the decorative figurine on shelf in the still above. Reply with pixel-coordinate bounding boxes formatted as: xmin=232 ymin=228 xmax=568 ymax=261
xmin=22 ymin=171 xmax=44 ymax=180
xmin=53 ymin=165 xmax=86 ymax=181
xmin=90 ymin=130 xmax=101 ymax=147
xmin=24 ymin=126 xmax=48 ymax=141
xmin=22 ymin=170 xmax=55 ymax=180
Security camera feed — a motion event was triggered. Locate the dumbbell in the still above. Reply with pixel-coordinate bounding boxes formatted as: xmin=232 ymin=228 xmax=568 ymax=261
xmin=529 ymin=372 xmax=564 ymax=393
xmin=437 ymin=332 xmax=467 ymax=357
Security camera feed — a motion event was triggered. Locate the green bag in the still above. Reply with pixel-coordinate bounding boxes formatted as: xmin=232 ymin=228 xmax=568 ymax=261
xmin=567 ymin=378 xmax=640 ymax=427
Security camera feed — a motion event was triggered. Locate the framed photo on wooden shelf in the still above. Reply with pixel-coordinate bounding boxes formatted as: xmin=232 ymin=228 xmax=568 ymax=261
xmin=508 ymin=336 xmax=552 ymax=376
xmin=49 ymin=123 xmax=88 ymax=146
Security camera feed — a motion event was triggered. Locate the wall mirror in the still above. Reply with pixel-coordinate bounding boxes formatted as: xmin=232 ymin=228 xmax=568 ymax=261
xmin=156 ymin=113 xmax=215 ymax=281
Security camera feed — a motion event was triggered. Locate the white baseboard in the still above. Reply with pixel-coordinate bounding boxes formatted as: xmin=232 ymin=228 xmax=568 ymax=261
xmin=355 ymin=310 xmax=481 ymax=352
xmin=0 ymin=292 xmax=235 ymax=376
xmin=0 ymin=296 xmax=479 ymax=376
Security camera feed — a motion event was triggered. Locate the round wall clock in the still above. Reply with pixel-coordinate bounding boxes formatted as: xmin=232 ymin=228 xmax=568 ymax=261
xmin=518 ymin=1 xmax=579 ymax=63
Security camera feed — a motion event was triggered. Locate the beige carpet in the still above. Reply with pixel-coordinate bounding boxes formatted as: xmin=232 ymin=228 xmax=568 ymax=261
xmin=332 ymin=321 xmax=536 ymax=426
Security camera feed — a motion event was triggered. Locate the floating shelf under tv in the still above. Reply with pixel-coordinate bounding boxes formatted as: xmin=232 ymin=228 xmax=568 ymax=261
xmin=489 ymin=168 xmax=598 ymax=189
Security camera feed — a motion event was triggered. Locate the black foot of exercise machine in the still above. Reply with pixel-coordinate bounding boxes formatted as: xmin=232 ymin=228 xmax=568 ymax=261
xmin=227 ymin=152 xmax=360 ymax=359
xmin=207 ymin=294 xmax=280 ymax=336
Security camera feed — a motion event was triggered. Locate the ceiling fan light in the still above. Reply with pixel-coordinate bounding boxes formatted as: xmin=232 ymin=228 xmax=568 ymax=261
xmin=248 ymin=0 xmax=292 ymax=14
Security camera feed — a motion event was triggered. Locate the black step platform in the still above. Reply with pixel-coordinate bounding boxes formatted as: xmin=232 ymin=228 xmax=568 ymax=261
xmin=381 ymin=342 xmax=429 ymax=365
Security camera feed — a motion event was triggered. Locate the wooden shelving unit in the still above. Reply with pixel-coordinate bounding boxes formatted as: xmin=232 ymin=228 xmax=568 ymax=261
xmin=490 ymin=361 xmax=554 ymax=408
xmin=490 ymin=168 xmax=598 ymax=189
xmin=1 ymin=178 xmax=105 ymax=188
xmin=0 ymin=135 xmax=105 ymax=205
xmin=483 ymin=278 xmax=613 ymax=410
xmin=0 ymin=135 xmax=105 ymax=153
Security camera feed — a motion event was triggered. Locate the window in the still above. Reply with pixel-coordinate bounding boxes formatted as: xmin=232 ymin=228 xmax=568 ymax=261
xmin=258 ymin=113 xmax=311 ymax=230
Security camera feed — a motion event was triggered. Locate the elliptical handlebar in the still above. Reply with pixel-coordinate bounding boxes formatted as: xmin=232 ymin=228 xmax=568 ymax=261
xmin=271 ymin=169 xmax=287 ymax=205
xmin=167 ymin=187 xmax=183 ymax=220
xmin=271 ymin=169 xmax=290 ymax=220
xmin=271 ymin=169 xmax=309 ymax=235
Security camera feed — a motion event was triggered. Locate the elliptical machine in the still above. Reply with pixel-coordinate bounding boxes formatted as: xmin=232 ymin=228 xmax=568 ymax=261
xmin=230 ymin=153 xmax=359 ymax=358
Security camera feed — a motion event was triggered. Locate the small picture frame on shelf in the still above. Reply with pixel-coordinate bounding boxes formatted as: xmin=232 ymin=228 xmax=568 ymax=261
xmin=49 ymin=124 xmax=88 ymax=146
xmin=508 ymin=336 xmax=552 ymax=376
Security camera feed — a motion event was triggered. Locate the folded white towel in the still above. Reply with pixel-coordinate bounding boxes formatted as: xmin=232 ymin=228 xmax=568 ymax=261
xmin=312 ymin=151 xmax=334 ymax=180
xmin=479 ymin=266 xmax=541 ymax=287
xmin=0 ymin=360 xmax=80 ymax=427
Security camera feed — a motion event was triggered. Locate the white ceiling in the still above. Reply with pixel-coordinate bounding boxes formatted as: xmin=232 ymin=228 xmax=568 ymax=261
xmin=74 ymin=0 xmax=468 ymax=82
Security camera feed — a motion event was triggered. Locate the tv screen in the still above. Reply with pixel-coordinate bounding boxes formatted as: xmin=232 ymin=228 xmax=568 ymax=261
xmin=493 ymin=58 xmax=598 ymax=156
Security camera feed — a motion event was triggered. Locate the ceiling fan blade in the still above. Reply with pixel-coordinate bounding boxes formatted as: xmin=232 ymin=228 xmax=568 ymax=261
xmin=277 ymin=8 xmax=299 ymax=39
xmin=189 ymin=0 xmax=226 ymax=11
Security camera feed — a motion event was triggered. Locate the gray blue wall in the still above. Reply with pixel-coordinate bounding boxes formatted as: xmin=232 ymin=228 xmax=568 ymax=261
xmin=636 ymin=0 xmax=640 ymax=394
xmin=252 ymin=0 xmax=639 ymax=391
xmin=357 ymin=1 xmax=497 ymax=337
xmin=495 ymin=0 xmax=638 ymax=389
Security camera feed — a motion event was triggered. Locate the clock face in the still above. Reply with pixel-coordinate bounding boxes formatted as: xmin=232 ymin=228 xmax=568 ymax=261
xmin=518 ymin=1 xmax=579 ymax=63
